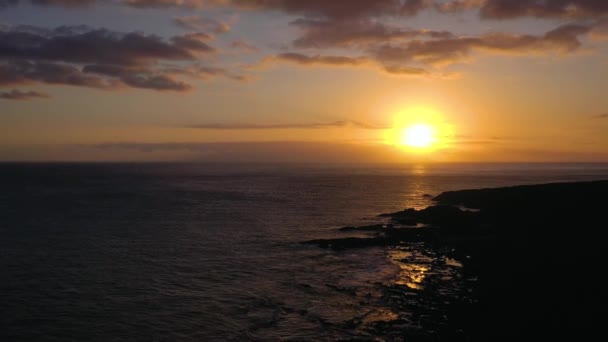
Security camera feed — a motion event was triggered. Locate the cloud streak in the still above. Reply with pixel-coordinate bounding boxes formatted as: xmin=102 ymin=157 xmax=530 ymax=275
xmin=0 ymin=88 xmax=50 ymax=100
xmin=187 ymin=120 xmax=388 ymax=130
xmin=174 ymin=15 xmax=232 ymax=33
xmin=478 ymin=0 xmax=608 ymax=19
xmin=264 ymin=53 xmax=367 ymax=67
xmin=373 ymin=23 xmax=592 ymax=67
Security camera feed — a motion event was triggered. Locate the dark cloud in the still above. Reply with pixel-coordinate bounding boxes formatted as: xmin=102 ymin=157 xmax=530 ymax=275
xmin=123 ymin=0 xmax=433 ymax=18
xmin=0 ymin=27 xmax=216 ymax=66
xmin=400 ymin=0 xmax=430 ymax=16
xmin=0 ymin=0 xmax=94 ymax=9
xmin=291 ymin=18 xmax=454 ymax=48
xmin=122 ymin=0 xmax=206 ymax=8
xmin=5 ymin=0 xmax=608 ymax=21
xmin=435 ymin=0 xmax=485 ymax=13
xmin=0 ymin=0 xmax=18 ymax=8
xmin=479 ymin=0 xmax=608 ymax=19
xmin=174 ymin=15 xmax=231 ymax=33
xmin=268 ymin=53 xmax=366 ymax=66
xmin=0 ymin=88 xmax=50 ymax=100
xmin=594 ymin=113 xmax=608 ymax=119
xmin=187 ymin=120 xmax=387 ymax=130
xmin=4 ymin=0 xmax=431 ymax=18
xmin=0 ymin=0 xmax=604 ymax=83
xmin=0 ymin=60 xmax=115 ymax=88
xmin=373 ymin=23 xmax=592 ymax=66
xmin=223 ymin=0 xmax=408 ymax=19
xmin=119 ymin=74 xmax=191 ymax=91
xmin=216 ymin=1 xmax=597 ymax=77
xmin=0 ymin=25 xmax=245 ymax=92
xmin=82 ymin=64 xmax=191 ymax=91
xmin=30 ymin=0 xmax=94 ymax=6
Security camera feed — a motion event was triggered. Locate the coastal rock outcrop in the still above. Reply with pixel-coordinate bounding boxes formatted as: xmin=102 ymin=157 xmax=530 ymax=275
xmin=303 ymin=180 xmax=608 ymax=340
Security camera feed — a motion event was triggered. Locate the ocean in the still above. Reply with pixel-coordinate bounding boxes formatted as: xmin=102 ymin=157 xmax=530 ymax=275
xmin=2 ymin=162 xmax=608 ymax=341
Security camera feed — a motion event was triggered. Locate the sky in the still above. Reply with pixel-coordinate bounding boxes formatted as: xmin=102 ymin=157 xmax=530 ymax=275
xmin=1 ymin=0 xmax=608 ymax=163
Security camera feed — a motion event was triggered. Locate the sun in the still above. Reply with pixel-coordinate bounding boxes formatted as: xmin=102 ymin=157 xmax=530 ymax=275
xmin=382 ymin=106 xmax=453 ymax=152
xmin=401 ymin=124 xmax=436 ymax=148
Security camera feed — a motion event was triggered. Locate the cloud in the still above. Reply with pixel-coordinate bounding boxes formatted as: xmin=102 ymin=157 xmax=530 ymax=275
xmin=29 ymin=0 xmax=94 ymax=6
xmin=0 ymin=88 xmax=50 ymax=100
xmin=122 ymin=0 xmax=206 ymax=8
xmin=262 ymin=52 xmax=455 ymax=78
xmin=187 ymin=120 xmax=388 ymax=130
xmin=435 ymin=0 xmax=485 ymax=12
xmin=449 ymin=134 xmax=511 ymax=145
xmin=220 ymin=0 xmax=411 ymax=19
xmin=0 ymin=0 xmax=98 ymax=10
xmin=166 ymin=65 xmax=251 ymax=82
xmin=290 ymin=18 xmax=454 ymax=48
xmin=0 ymin=25 xmax=244 ymax=92
xmin=0 ymin=0 xmax=17 ymax=9
xmin=82 ymin=64 xmax=191 ymax=91
xmin=593 ymin=113 xmax=608 ymax=119
xmin=230 ymin=40 xmax=258 ymax=52
xmin=174 ymin=15 xmax=232 ymax=33
xmin=1 ymin=0 xmax=605 ymax=83
xmin=266 ymin=53 xmax=366 ymax=67
xmin=373 ymin=23 xmax=592 ymax=66
xmin=170 ymin=32 xmax=216 ymax=53
xmin=4 ymin=0 xmax=432 ymax=18
xmin=479 ymin=0 xmax=608 ymax=19
xmin=0 ymin=60 xmax=116 ymax=88
xmin=6 ymin=0 xmax=608 ymax=21
xmin=0 ymin=26 xmax=214 ymax=66
xmin=214 ymin=2 xmax=596 ymax=77
xmin=81 ymin=141 xmax=411 ymax=163
xmin=381 ymin=65 xmax=430 ymax=76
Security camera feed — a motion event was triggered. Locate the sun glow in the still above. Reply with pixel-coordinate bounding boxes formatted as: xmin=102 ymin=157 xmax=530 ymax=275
xmin=384 ymin=106 xmax=453 ymax=152
xmin=401 ymin=124 xmax=436 ymax=148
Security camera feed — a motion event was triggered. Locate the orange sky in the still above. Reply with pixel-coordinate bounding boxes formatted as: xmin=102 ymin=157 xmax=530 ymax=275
xmin=1 ymin=1 xmax=608 ymax=162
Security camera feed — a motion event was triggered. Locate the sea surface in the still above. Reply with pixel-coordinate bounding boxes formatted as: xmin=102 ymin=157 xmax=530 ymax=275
xmin=2 ymin=162 xmax=608 ymax=341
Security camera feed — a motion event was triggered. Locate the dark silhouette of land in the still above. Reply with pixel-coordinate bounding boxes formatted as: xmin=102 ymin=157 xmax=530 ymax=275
xmin=304 ymin=180 xmax=608 ymax=340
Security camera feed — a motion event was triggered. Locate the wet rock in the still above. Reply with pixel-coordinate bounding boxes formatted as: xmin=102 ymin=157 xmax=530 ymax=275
xmin=306 ymin=180 xmax=608 ymax=340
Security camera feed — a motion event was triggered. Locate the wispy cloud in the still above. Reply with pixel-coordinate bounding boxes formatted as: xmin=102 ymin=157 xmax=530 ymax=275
xmin=593 ymin=113 xmax=608 ymax=119
xmin=230 ymin=40 xmax=258 ymax=52
xmin=187 ymin=120 xmax=388 ymax=130
xmin=80 ymin=141 xmax=409 ymax=163
xmin=264 ymin=53 xmax=367 ymax=67
xmin=0 ymin=89 xmax=50 ymax=100
xmin=174 ymin=15 xmax=232 ymax=34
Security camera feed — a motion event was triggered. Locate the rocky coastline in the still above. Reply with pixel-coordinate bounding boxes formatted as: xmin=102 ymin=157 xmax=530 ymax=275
xmin=303 ymin=180 xmax=608 ymax=340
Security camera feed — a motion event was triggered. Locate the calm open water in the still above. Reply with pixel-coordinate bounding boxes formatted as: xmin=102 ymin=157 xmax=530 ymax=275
xmin=2 ymin=163 xmax=608 ymax=341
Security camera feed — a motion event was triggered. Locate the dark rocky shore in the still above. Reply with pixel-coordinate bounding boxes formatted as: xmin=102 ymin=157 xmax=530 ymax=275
xmin=304 ymin=180 xmax=608 ymax=340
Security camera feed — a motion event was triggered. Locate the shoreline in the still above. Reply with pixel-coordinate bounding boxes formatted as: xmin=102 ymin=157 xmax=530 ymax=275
xmin=304 ymin=180 xmax=608 ymax=340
